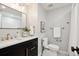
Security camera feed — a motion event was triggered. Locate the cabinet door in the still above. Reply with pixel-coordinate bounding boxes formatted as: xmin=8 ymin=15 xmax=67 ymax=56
xmin=0 ymin=49 xmax=10 ymax=56
xmin=0 ymin=43 xmax=26 ymax=56
xmin=28 ymin=45 xmax=38 ymax=56
xmin=8 ymin=42 xmax=28 ymax=56
xmin=28 ymin=38 xmax=38 ymax=56
xmin=9 ymin=46 xmax=25 ymax=56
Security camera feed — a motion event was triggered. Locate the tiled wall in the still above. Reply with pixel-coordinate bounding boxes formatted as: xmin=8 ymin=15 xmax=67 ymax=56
xmin=0 ymin=29 xmax=22 ymax=41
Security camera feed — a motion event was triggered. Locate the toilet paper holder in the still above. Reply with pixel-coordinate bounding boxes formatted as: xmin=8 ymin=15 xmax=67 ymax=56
xmin=71 ymin=46 xmax=79 ymax=54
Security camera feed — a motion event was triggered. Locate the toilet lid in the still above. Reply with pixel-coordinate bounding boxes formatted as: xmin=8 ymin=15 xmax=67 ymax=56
xmin=48 ymin=44 xmax=59 ymax=51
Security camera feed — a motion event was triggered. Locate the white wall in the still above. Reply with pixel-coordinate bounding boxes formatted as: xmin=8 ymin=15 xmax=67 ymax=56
xmin=46 ymin=5 xmax=72 ymax=52
xmin=77 ymin=4 xmax=79 ymax=48
xmin=26 ymin=3 xmax=38 ymax=35
xmin=38 ymin=4 xmax=47 ymax=55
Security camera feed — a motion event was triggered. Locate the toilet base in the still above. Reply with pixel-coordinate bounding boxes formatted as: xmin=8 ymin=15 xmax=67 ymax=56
xmin=42 ymin=49 xmax=57 ymax=56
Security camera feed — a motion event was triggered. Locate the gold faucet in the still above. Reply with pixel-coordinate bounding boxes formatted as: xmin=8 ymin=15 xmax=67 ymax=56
xmin=6 ymin=33 xmax=10 ymax=40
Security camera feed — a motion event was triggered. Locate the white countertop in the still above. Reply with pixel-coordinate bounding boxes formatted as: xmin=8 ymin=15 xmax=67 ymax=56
xmin=0 ymin=36 xmax=38 ymax=49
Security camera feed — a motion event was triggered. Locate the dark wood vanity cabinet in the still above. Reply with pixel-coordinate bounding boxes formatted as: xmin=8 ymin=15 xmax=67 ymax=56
xmin=0 ymin=38 xmax=38 ymax=56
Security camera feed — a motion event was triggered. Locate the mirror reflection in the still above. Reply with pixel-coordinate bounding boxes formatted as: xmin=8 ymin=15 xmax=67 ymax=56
xmin=0 ymin=3 xmax=25 ymax=28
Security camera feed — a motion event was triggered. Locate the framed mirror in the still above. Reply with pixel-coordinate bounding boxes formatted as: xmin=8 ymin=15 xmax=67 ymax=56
xmin=0 ymin=3 xmax=26 ymax=28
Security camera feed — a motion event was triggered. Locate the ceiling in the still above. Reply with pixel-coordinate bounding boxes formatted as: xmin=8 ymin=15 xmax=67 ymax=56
xmin=2 ymin=3 xmax=72 ymax=11
xmin=40 ymin=3 xmax=72 ymax=11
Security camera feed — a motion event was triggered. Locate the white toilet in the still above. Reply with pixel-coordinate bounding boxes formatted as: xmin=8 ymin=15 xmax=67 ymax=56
xmin=42 ymin=38 xmax=59 ymax=56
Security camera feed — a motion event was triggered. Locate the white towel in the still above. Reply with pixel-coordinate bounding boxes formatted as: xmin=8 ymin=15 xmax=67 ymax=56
xmin=53 ymin=27 xmax=61 ymax=38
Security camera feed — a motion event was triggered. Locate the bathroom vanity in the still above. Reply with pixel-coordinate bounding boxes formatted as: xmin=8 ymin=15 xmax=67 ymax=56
xmin=0 ymin=37 xmax=38 ymax=56
xmin=0 ymin=3 xmax=38 ymax=56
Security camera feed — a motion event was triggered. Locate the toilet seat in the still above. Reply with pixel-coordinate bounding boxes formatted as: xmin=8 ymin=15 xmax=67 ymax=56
xmin=42 ymin=38 xmax=59 ymax=56
xmin=42 ymin=49 xmax=57 ymax=56
xmin=42 ymin=44 xmax=59 ymax=56
xmin=48 ymin=44 xmax=59 ymax=51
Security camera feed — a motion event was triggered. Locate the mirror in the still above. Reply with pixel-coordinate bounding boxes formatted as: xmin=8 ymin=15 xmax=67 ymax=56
xmin=0 ymin=3 xmax=26 ymax=28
